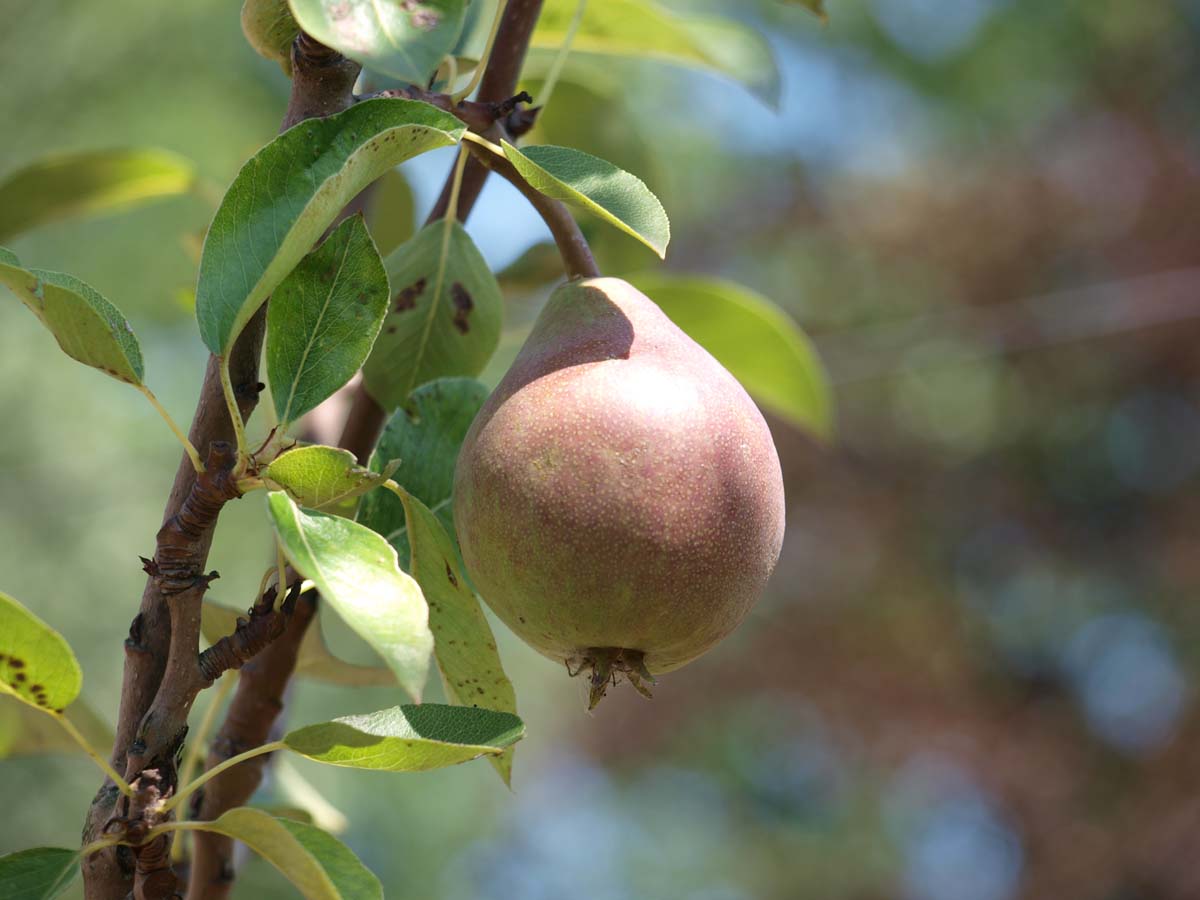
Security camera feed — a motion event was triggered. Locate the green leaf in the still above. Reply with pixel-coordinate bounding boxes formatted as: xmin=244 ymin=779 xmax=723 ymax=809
xmin=393 ymin=489 xmax=518 ymax=784
xmin=184 ymin=808 xmax=380 ymax=900
xmin=202 ymin=601 xmax=394 ymax=687
xmin=364 ymin=168 xmax=415 ymax=257
xmin=0 ymin=848 xmax=78 ymax=900
xmin=264 ymin=445 xmax=398 ymax=512
xmin=266 ymin=216 xmax=390 ymax=427
xmin=631 ymin=274 xmax=834 ymax=438
xmin=196 ymin=98 xmax=465 ymax=355
xmin=358 ymin=377 xmax=488 ymax=564
xmin=242 ymin=0 xmax=300 ymax=75
xmin=361 ymin=220 xmax=503 ymax=410
xmin=0 ymin=148 xmax=194 ymax=243
xmin=0 ymin=694 xmax=113 ymax=760
xmin=0 ymin=591 xmax=82 ymax=714
xmin=531 ymin=0 xmax=781 ymax=106
xmin=0 ymin=248 xmax=144 ymax=385
xmin=267 ymin=492 xmax=432 ymax=701
xmin=272 ymin=756 xmax=350 ymax=834
xmin=283 ymin=704 xmax=523 ymax=771
xmin=287 ymin=0 xmax=467 ymax=84
xmin=502 ymin=142 xmax=669 ymax=258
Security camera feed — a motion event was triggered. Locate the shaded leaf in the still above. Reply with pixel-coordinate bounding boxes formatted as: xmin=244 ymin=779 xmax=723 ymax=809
xmin=393 ymin=489 xmax=518 ymax=784
xmin=0 ymin=848 xmax=78 ymax=900
xmin=531 ymin=0 xmax=781 ymax=106
xmin=364 ymin=168 xmax=415 ymax=257
xmin=272 ymin=756 xmax=350 ymax=833
xmin=0 ymin=148 xmax=194 ymax=243
xmin=288 ymin=0 xmax=467 ymax=85
xmin=0 ymin=248 xmax=143 ymax=385
xmin=631 ymin=273 xmax=834 ymax=438
xmin=266 ymin=216 xmax=390 ymax=427
xmin=242 ymin=0 xmax=300 ymax=75
xmin=265 ymin=445 xmax=398 ymax=512
xmin=267 ymin=492 xmax=432 ymax=701
xmin=202 ymin=601 xmax=394 ymax=687
xmin=195 ymin=98 xmax=464 ymax=355
xmin=0 ymin=591 xmax=82 ymax=714
xmin=502 ymin=142 xmax=669 ymax=258
xmin=358 ymin=377 xmax=488 ymax=564
xmin=0 ymin=694 xmax=113 ymax=760
xmin=184 ymin=808 xmax=380 ymax=900
xmin=361 ymin=220 xmax=502 ymax=410
xmin=283 ymin=704 xmax=523 ymax=771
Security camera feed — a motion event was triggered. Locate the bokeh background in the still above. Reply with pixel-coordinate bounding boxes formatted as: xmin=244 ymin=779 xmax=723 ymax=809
xmin=4 ymin=1 xmax=1200 ymax=898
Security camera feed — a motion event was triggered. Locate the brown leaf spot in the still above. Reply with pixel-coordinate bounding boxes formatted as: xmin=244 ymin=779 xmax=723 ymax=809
xmin=8 ymin=658 xmax=24 ymax=669
xmin=450 ymin=282 xmax=473 ymax=334
xmin=394 ymin=278 xmax=426 ymax=312
xmin=401 ymin=1 xmax=441 ymax=30
xmin=445 ymin=563 xmax=458 ymax=588
xmin=14 ymin=672 xmax=26 ymax=683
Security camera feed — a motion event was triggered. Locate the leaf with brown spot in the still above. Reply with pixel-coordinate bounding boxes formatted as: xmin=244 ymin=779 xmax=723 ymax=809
xmin=0 ymin=591 xmax=82 ymax=716
xmin=361 ymin=221 xmax=502 ymax=410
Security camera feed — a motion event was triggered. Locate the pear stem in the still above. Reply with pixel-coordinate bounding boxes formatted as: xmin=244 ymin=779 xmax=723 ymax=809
xmin=462 ymin=135 xmax=599 ymax=279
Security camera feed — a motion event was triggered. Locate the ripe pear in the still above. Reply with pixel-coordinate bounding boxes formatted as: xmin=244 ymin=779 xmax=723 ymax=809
xmin=453 ymin=277 xmax=785 ymax=706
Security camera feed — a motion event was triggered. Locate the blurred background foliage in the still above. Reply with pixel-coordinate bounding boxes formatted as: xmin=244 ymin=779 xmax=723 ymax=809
xmin=4 ymin=0 xmax=1200 ymax=898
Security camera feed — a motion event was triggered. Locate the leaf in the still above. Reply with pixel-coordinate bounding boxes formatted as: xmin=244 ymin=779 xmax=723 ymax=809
xmin=360 ymin=221 xmax=503 ymax=411
xmin=393 ymin=489 xmax=518 ymax=784
xmin=195 ymin=98 xmax=465 ymax=355
xmin=266 ymin=216 xmax=390 ymax=428
xmin=0 ymin=148 xmax=194 ymax=243
xmin=0 ymin=591 xmax=82 ymax=714
xmin=242 ymin=0 xmax=300 ymax=75
xmin=267 ymin=492 xmax=432 ymax=701
xmin=185 ymin=808 xmax=380 ymax=900
xmin=502 ymin=142 xmax=669 ymax=258
xmin=287 ymin=0 xmax=467 ymax=85
xmin=202 ymin=601 xmax=394 ymax=687
xmin=0 ymin=848 xmax=78 ymax=900
xmin=0 ymin=694 xmax=113 ymax=760
xmin=531 ymin=0 xmax=781 ymax=106
xmin=357 ymin=377 xmax=488 ymax=564
xmin=0 ymin=248 xmax=144 ymax=385
xmin=265 ymin=445 xmax=398 ymax=512
xmin=283 ymin=704 xmax=523 ymax=771
xmin=631 ymin=274 xmax=834 ymax=438
xmin=364 ymin=168 xmax=415 ymax=257
xmin=273 ymin=756 xmax=350 ymax=833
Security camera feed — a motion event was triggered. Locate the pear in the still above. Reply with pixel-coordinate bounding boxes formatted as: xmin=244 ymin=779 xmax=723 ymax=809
xmin=453 ymin=277 xmax=785 ymax=707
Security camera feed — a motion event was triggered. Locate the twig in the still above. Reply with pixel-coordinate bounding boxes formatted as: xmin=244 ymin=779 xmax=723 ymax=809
xmin=80 ymin=34 xmax=362 ymax=900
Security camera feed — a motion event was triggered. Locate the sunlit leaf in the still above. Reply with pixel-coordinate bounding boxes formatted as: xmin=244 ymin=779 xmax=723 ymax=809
xmin=361 ymin=221 xmax=502 ymax=411
xmin=0 ymin=695 xmax=112 ymax=760
xmin=287 ymin=0 xmax=467 ymax=84
xmin=242 ymin=0 xmax=300 ymax=75
xmin=0 ymin=248 xmax=144 ymax=385
xmin=502 ymin=142 xmax=669 ymax=258
xmin=358 ymin=377 xmax=488 ymax=564
xmin=364 ymin=168 xmax=415 ymax=257
xmin=0 ymin=591 xmax=82 ymax=714
xmin=0 ymin=847 xmax=78 ymax=900
xmin=0 ymin=148 xmax=194 ymax=243
xmin=283 ymin=704 xmax=523 ymax=771
xmin=531 ymin=0 xmax=781 ymax=106
xmin=266 ymin=216 xmax=390 ymax=428
xmin=631 ymin=273 xmax=833 ymax=438
xmin=392 ymin=489 xmax=518 ymax=784
xmin=201 ymin=601 xmax=394 ymax=687
xmin=196 ymin=98 xmax=464 ymax=355
xmin=265 ymin=445 xmax=398 ymax=512
xmin=267 ymin=492 xmax=432 ymax=701
xmin=184 ymin=808 xmax=380 ymax=900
